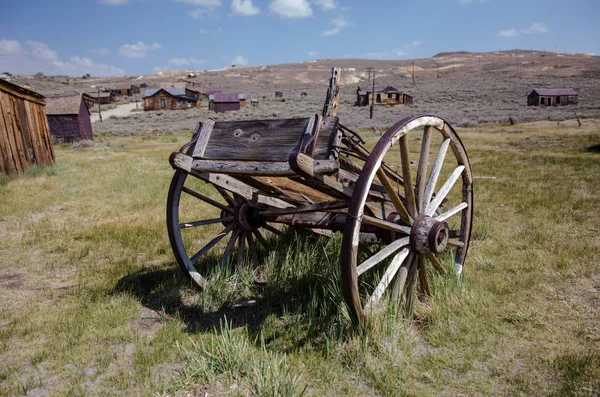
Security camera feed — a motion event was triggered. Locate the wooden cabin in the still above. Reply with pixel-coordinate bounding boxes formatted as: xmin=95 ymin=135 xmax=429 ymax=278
xmin=143 ymin=88 xmax=200 ymax=111
xmin=83 ymin=90 xmax=115 ymax=107
xmin=105 ymin=83 xmax=140 ymax=96
xmin=356 ymin=86 xmax=413 ymax=106
xmin=208 ymin=92 xmax=245 ymax=113
xmin=527 ymin=88 xmax=578 ymax=106
xmin=46 ymin=94 xmax=93 ymax=142
xmin=0 ymin=79 xmax=54 ymax=175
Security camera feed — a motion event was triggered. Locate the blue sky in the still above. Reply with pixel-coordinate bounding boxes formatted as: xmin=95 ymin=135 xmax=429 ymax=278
xmin=0 ymin=0 xmax=598 ymax=76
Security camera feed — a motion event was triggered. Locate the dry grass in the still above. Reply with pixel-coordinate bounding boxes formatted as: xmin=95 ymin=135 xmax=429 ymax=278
xmin=0 ymin=119 xmax=599 ymax=396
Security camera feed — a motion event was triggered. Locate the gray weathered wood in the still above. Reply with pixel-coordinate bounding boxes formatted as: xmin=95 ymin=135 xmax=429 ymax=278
xmin=192 ymin=159 xmax=295 ymax=176
xmin=192 ymin=120 xmax=215 ymax=158
xmin=357 ymin=237 xmax=409 ymax=276
xmin=425 ymin=165 xmax=465 ymax=216
xmin=363 ymin=248 xmax=409 ymax=314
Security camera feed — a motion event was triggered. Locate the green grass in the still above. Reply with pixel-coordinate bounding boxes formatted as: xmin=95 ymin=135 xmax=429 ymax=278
xmin=0 ymin=120 xmax=599 ymax=395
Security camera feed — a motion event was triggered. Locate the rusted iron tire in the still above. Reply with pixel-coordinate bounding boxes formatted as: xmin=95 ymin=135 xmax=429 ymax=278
xmin=341 ymin=115 xmax=473 ymax=325
xmin=167 ymin=170 xmax=277 ymax=290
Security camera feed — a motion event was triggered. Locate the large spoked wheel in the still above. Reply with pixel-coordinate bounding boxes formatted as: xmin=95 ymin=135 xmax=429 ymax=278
xmin=341 ymin=115 xmax=473 ymax=325
xmin=167 ymin=170 xmax=278 ymax=289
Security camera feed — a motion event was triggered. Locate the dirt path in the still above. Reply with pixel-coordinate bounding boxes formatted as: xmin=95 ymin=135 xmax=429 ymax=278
xmin=91 ymin=102 xmax=139 ymax=123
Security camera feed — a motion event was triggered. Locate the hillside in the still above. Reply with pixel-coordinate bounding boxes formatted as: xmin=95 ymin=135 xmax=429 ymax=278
xmin=8 ymin=50 xmax=600 ymax=134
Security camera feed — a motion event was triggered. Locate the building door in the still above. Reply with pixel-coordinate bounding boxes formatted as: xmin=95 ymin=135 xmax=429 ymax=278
xmin=160 ymin=98 xmax=166 ymax=109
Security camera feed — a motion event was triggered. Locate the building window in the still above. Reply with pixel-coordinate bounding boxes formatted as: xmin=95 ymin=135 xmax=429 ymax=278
xmin=540 ymin=97 xmax=545 ymax=105
xmin=160 ymin=98 xmax=166 ymax=108
xmin=177 ymin=100 xmax=182 ymax=108
xmin=188 ymin=101 xmax=192 ymax=108
xmin=388 ymin=93 xmax=392 ymax=99
xmin=556 ymin=96 xmax=561 ymax=104
xmin=376 ymin=94 xmax=381 ymax=103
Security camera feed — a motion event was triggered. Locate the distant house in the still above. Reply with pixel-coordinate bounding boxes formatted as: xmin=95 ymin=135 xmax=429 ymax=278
xmin=208 ymin=92 xmax=245 ymax=113
xmin=527 ymin=88 xmax=578 ymax=106
xmin=83 ymin=90 xmax=115 ymax=107
xmin=160 ymin=82 xmax=187 ymax=89
xmin=46 ymin=93 xmax=93 ymax=142
xmin=143 ymin=88 xmax=200 ymax=111
xmin=356 ymin=86 xmax=413 ymax=106
xmin=106 ymin=83 xmax=140 ymax=96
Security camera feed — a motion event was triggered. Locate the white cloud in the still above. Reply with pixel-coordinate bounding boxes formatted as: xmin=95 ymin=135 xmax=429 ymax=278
xmin=190 ymin=57 xmax=207 ymax=64
xmin=90 ymin=48 xmax=110 ymax=55
xmin=498 ymin=22 xmax=548 ymax=38
xmin=396 ymin=49 xmax=405 ymax=56
xmin=308 ymin=51 xmax=317 ymax=56
xmin=176 ymin=0 xmax=222 ymax=17
xmin=313 ymin=0 xmax=336 ymax=10
xmin=498 ymin=29 xmax=519 ymax=38
xmin=119 ymin=41 xmax=161 ymax=58
xmin=0 ymin=39 xmax=124 ymax=76
xmin=523 ymin=22 xmax=547 ymax=34
xmin=269 ymin=0 xmax=312 ymax=18
xmin=98 ymin=0 xmax=128 ymax=4
xmin=407 ymin=40 xmax=422 ymax=47
xmin=231 ymin=55 xmax=248 ymax=66
xmin=166 ymin=57 xmax=207 ymax=68
xmin=231 ymin=0 xmax=260 ymax=15
xmin=0 ymin=39 xmax=21 ymax=56
xmin=322 ymin=15 xmax=351 ymax=36
xmin=200 ymin=27 xmax=223 ymax=34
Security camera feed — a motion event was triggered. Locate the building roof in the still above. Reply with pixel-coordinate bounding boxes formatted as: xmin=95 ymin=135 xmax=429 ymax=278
xmin=358 ymin=86 xmax=404 ymax=95
xmin=84 ymin=91 xmax=113 ymax=98
xmin=46 ymin=94 xmax=84 ymax=115
xmin=209 ymin=92 xmax=242 ymax=103
xmin=0 ymin=78 xmax=45 ymax=105
xmin=531 ymin=88 xmax=577 ymax=96
xmin=143 ymin=88 xmax=199 ymax=101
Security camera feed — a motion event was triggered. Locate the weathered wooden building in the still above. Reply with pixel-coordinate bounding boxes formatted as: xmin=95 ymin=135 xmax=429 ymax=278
xmin=83 ymin=90 xmax=115 ymax=107
xmin=143 ymin=88 xmax=200 ymax=111
xmin=527 ymin=88 xmax=578 ymax=106
xmin=356 ymin=86 xmax=413 ymax=106
xmin=208 ymin=92 xmax=246 ymax=113
xmin=106 ymin=83 xmax=140 ymax=96
xmin=0 ymin=79 xmax=55 ymax=175
xmin=46 ymin=94 xmax=93 ymax=142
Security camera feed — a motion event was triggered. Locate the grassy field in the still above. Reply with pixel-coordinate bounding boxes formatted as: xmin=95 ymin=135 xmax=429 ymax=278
xmin=1 ymin=119 xmax=599 ymax=396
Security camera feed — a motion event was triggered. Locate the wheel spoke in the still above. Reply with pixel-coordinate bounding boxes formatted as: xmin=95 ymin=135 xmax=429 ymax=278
xmin=415 ymin=126 xmax=432 ymax=212
xmin=425 ymin=165 xmax=465 ymax=216
xmin=246 ymin=233 xmax=260 ymax=265
xmin=182 ymin=186 xmax=233 ymax=213
xmin=363 ymin=247 xmax=410 ymax=314
xmin=435 ymin=202 xmax=468 ymax=222
xmin=357 ymin=237 xmax=409 ymax=276
xmin=392 ymin=252 xmax=415 ymax=302
xmin=423 ymin=138 xmax=450 ymax=209
xmin=237 ymin=231 xmax=246 ymax=266
xmin=418 ymin=255 xmax=431 ymax=296
xmin=362 ymin=214 xmax=411 ymax=235
xmin=180 ymin=216 xmax=233 ymax=229
xmin=263 ymin=223 xmax=282 ymax=236
xmin=216 ymin=186 xmax=236 ymax=206
xmin=447 ymin=239 xmax=465 ymax=248
xmin=399 ymin=134 xmax=417 ymax=218
xmin=426 ymin=252 xmax=447 ymax=275
xmin=220 ymin=229 xmax=240 ymax=266
xmin=252 ymin=229 xmax=269 ymax=248
xmin=376 ymin=168 xmax=412 ymax=224
xmin=190 ymin=223 xmax=235 ymax=264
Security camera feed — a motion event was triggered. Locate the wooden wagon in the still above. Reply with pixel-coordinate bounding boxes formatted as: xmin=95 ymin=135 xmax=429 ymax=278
xmin=167 ymin=68 xmax=473 ymax=325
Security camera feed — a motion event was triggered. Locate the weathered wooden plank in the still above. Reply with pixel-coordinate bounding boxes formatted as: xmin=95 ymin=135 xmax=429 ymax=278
xmin=0 ymin=92 xmax=21 ymax=173
xmin=203 ymin=118 xmax=310 ymax=161
xmin=261 ymin=199 xmax=349 ymax=217
xmin=192 ymin=159 xmax=295 ymax=176
xmin=357 ymin=237 xmax=409 ymax=276
xmin=191 ymin=120 xmax=215 ymax=158
xmin=363 ymin=248 xmax=409 ymax=314
xmin=9 ymin=97 xmax=28 ymax=172
xmin=322 ymin=67 xmax=340 ymax=117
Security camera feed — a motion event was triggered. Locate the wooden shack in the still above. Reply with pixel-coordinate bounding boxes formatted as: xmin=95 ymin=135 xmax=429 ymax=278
xmin=106 ymin=83 xmax=140 ymax=96
xmin=0 ymin=79 xmax=54 ymax=175
xmin=356 ymin=86 xmax=413 ymax=106
xmin=83 ymin=91 xmax=115 ymax=107
xmin=527 ymin=88 xmax=578 ymax=106
xmin=208 ymin=92 xmax=245 ymax=113
xmin=46 ymin=94 xmax=93 ymax=142
xmin=143 ymin=88 xmax=200 ymax=111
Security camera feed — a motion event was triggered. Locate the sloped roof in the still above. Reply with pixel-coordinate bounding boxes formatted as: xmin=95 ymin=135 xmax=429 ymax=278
xmin=210 ymin=92 xmax=242 ymax=102
xmin=0 ymin=78 xmax=46 ymax=105
xmin=143 ymin=88 xmax=199 ymax=101
xmin=531 ymin=88 xmax=577 ymax=96
xmin=358 ymin=85 xmax=403 ymax=95
xmin=84 ymin=91 xmax=113 ymax=98
xmin=46 ymin=94 xmax=83 ymax=115
xmin=107 ymin=83 xmax=138 ymax=89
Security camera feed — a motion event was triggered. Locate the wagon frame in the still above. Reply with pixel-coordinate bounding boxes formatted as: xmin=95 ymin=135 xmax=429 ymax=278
xmin=167 ymin=68 xmax=473 ymax=325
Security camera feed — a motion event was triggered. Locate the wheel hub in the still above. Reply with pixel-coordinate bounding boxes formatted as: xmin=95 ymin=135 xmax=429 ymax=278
xmin=410 ymin=216 xmax=449 ymax=254
xmin=234 ymin=202 xmax=263 ymax=231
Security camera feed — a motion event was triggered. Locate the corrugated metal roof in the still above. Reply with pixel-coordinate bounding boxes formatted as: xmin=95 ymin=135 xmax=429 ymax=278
xmin=358 ymin=86 xmax=402 ymax=94
xmin=532 ymin=88 xmax=577 ymax=96
xmin=46 ymin=94 xmax=83 ymax=115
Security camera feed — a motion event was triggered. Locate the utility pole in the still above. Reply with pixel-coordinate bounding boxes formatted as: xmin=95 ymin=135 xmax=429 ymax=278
xmin=370 ymin=69 xmax=375 ymax=119
xmin=97 ymin=87 xmax=102 ymax=122
xmin=412 ymin=62 xmax=415 ymax=87
xmin=436 ymin=62 xmax=439 ymax=79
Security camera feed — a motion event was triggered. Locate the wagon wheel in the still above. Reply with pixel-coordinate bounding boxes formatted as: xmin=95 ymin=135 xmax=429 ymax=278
xmin=167 ymin=169 xmax=278 ymax=289
xmin=341 ymin=115 xmax=473 ymax=325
